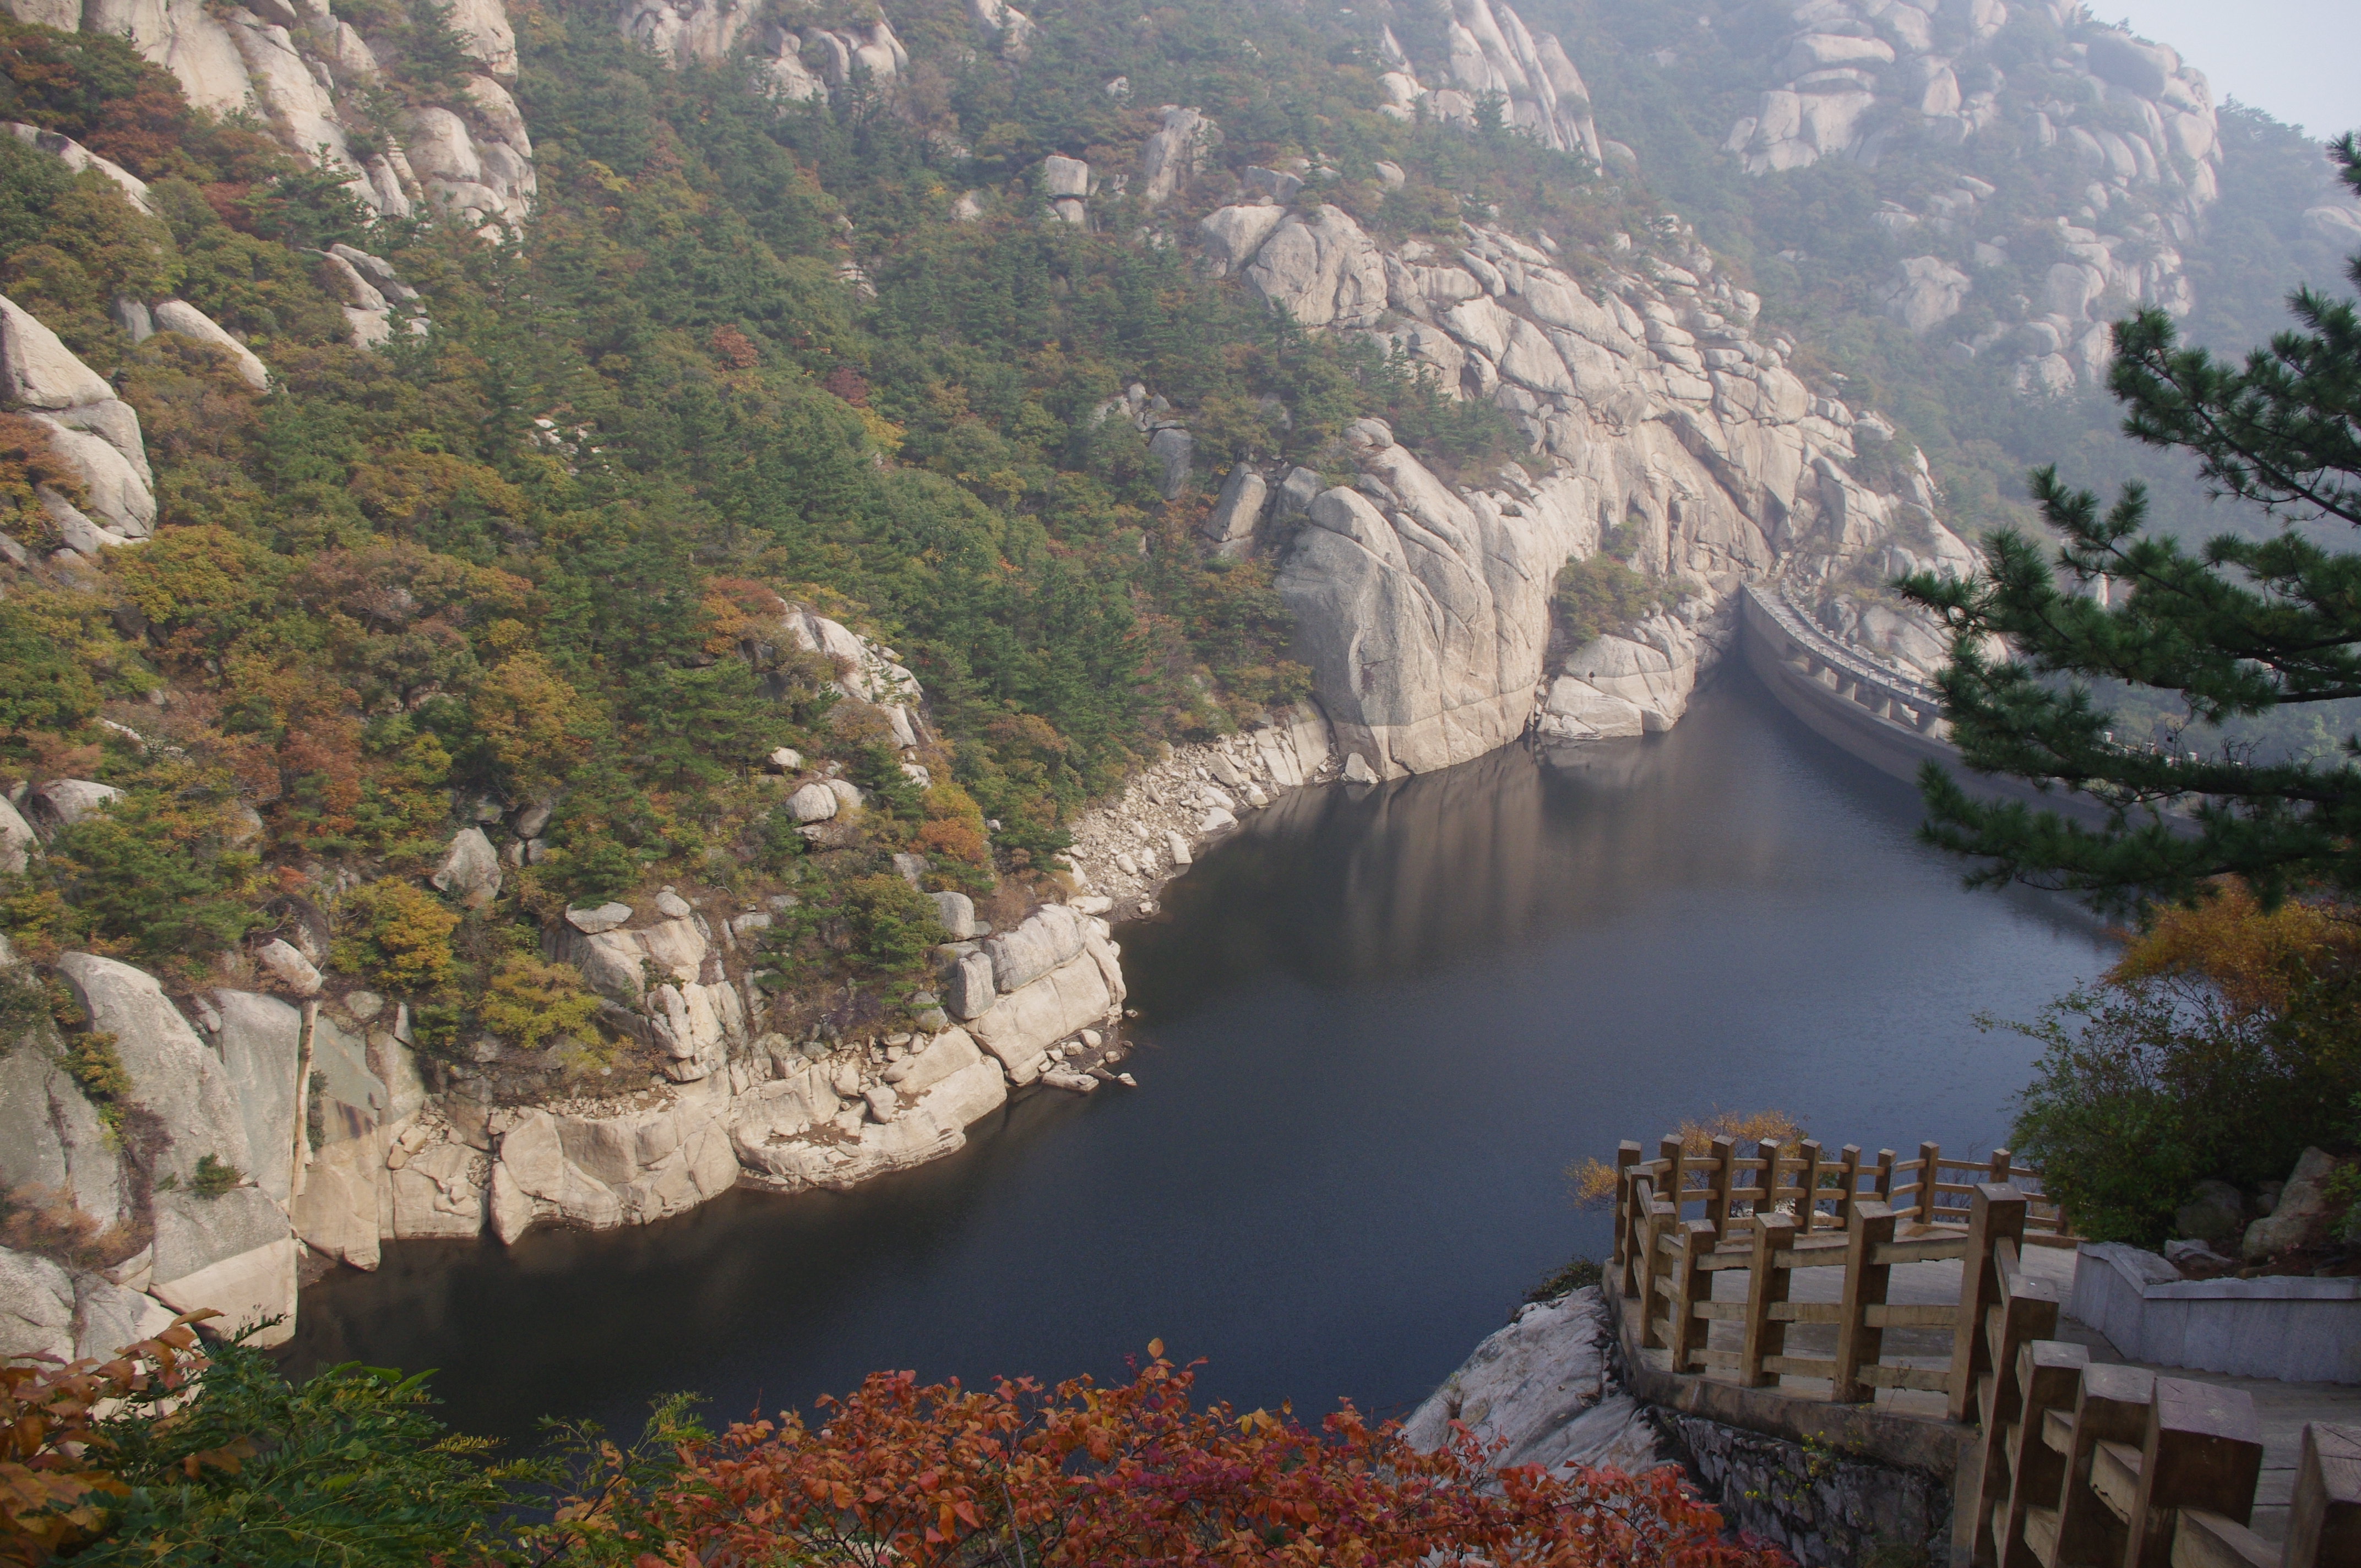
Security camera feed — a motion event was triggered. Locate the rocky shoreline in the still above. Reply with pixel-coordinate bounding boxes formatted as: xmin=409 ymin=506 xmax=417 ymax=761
xmin=0 ymin=683 xmax=1352 ymax=1361
xmin=1060 ymin=702 xmax=1339 ymax=917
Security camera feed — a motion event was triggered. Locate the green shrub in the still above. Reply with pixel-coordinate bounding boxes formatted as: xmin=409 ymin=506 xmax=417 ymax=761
xmin=189 ymin=1153 xmax=242 ymax=1198
xmin=538 ymin=835 xmax=640 ymax=904
xmin=2004 ymin=886 xmax=2361 ymax=1245
xmin=1553 ymin=530 xmax=1677 ymax=646
xmin=330 ymin=880 xmax=460 ymax=995
xmin=840 ymin=873 xmax=947 ymax=978
xmin=476 ymin=954 xmax=603 ymax=1051
xmin=71 ymin=1338 xmax=514 ymax=1565
xmin=1524 ymin=1255 xmax=1604 ymax=1302
xmin=59 ymin=1027 xmax=130 ymax=1142
xmin=852 ymin=743 xmax=924 ymax=822
xmin=2003 ymin=987 xmax=2211 ymax=1245
xmin=37 ymin=793 xmax=260 ymax=974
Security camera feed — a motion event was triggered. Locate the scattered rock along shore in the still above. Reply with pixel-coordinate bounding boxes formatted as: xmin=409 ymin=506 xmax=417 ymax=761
xmin=1060 ymin=702 xmax=1338 ymax=916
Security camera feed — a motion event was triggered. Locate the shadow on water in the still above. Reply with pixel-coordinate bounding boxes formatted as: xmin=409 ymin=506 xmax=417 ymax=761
xmin=283 ymin=667 xmax=2110 ymax=1445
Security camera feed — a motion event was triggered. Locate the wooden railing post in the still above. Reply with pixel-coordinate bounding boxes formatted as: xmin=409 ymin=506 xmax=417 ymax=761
xmin=1705 ymin=1134 xmax=1735 ymax=1238
xmin=1990 ymin=1147 xmax=2013 ymax=1188
xmin=1918 ymin=1140 xmax=1941 ymax=1227
xmin=1740 ymin=1211 xmax=1795 ymax=1390
xmin=1832 ymin=1200 xmax=1895 ymax=1402
xmin=1966 ymin=1274 xmax=2060 ymax=1566
xmin=2287 ymin=1423 xmax=2361 ymax=1568
xmin=1665 ymin=1219 xmax=1715 ymax=1373
xmin=1640 ymin=1194 xmax=1678 ymax=1349
xmin=1797 ymin=1138 xmax=1824 ymax=1232
xmin=2125 ymin=1379 xmax=2262 ymax=1568
xmin=1992 ymin=1340 xmax=2087 ymax=1568
xmin=1950 ymin=1183 xmax=2031 ymax=1424
xmin=1836 ymin=1144 xmax=1863 ymax=1230
xmin=1622 ymin=1172 xmax=1654 ymax=1299
xmin=1659 ymin=1134 xmax=1685 ymax=1221
xmin=1873 ymin=1148 xmax=1896 ymax=1204
xmin=1611 ymin=1141 xmax=1641 ymax=1273
xmin=1758 ymin=1136 xmax=1783 ymax=1222
xmin=2051 ymin=1362 xmax=2155 ymax=1568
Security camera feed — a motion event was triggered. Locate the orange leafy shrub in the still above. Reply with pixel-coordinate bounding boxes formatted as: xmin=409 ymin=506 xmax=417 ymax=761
xmin=2108 ymin=878 xmax=2361 ymax=1019
xmin=1568 ymin=1110 xmax=1803 ymax=1208
xmin=0 ymin=1314 xmax=222 ymax=1565
xmin=561 ymin=1351 xmax=1787 ymax=1568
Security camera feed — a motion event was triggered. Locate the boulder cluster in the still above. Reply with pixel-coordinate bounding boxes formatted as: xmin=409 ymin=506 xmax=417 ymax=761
xmin=20 ymin=0 xmax=534 ymax=238
xmin=617 ymin=0 xmax=909 ymax=108
xmin=1368 ymin=0 xmax=1601 ymax=163
xmin=1060 ymin=704 xmax=1336 ymax=906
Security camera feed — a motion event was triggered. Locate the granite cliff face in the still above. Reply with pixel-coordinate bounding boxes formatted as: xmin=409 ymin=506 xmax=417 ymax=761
xmin=1184 ymin=165 xmax=1966 ymax=772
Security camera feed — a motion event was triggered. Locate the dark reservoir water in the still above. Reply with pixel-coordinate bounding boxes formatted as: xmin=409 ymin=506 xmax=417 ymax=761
xmin=282 ymin=669 xmax=2110 ymax=1443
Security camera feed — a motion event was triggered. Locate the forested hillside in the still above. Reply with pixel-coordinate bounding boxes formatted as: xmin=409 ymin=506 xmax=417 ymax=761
xmin=0 ymin=0 xmax=1594 ymax=1031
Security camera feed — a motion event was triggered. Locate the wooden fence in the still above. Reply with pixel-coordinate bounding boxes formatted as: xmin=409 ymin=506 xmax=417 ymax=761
xmin=1607 ymin=1135 xmax=2360 ymax=1568
xmin=1611 ymin=1137 xmax=2075 ymax=1415
xmin=1968 ymin=1254 xmax=2360 ymax=1568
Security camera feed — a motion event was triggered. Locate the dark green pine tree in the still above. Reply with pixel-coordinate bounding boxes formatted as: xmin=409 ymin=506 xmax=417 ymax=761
xmin=1900 ymin=135 xmax=2361 ymax=912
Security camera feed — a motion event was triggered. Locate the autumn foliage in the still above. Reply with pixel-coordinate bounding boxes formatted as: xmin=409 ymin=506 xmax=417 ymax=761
xmin=556 ymin=1352 xmax=1786 ymax=1568
xmin=0 ymin=1315 xmax=221 ymax=1565
xmin=2107 ymin=878 xmax=2361 ymax=1019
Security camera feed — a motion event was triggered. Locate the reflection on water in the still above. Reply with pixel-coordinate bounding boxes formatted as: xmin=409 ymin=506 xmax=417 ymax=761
xmin=284 ymin=670 xmax=2108 ymax=1444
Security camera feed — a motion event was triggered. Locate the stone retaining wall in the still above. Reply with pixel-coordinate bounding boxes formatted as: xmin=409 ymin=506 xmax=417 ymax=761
xmin=2071 ymin=1242 xmax=2361 ymax=1384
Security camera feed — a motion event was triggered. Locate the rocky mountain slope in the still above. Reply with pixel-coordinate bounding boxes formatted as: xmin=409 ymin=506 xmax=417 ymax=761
xmin=1538 ymin=0 xmax=2361 ymax=568
xmin=1717 ymin=0 xmax=2230 ymax=394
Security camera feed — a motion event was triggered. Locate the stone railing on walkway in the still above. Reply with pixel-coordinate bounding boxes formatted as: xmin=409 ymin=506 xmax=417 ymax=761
xmin=1742 ymin=582 xmax=1947 ymax=734
xmin=1607 ymin=1138 xmax=2360 ymax=1567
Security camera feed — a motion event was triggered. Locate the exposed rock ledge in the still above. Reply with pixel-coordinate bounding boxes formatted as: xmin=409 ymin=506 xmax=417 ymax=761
xmin=1408 ymin=1286 xmax=1954 ymax=1566
xmin=1403 ymin=1287 xmax=1676 ymax=1476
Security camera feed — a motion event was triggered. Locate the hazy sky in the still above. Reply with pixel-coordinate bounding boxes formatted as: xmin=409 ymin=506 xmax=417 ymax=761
xmin=2106 ymin=1 xmax=2360 ymax=139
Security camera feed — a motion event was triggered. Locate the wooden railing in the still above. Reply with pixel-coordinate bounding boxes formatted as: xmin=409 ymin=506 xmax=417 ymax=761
xmin=1973 ymin=1320 xmax=2360 ymax=1568
xmin=1608 ymin=1135 xmax=2360 ymax=1567
xmin=1611 ymin=1137 xmax=2076 ymax=1415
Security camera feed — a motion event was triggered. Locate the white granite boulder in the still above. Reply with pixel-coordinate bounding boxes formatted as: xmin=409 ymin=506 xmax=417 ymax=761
xmin=786 ymin=782 xmax=839 ymax=822
xmin=56 ymin=954 xmax=252 ymax=1186
xmin=0 ymin=796 xmax=32 ymax=874
xmin=0 ymin=293 xmax=111 ymax=408
xmin=149 ymin=1187 xmax=296 ymax=1347
xmin=151 ymin=300 xmax=270 ymax=391
xmin=1402 ymin=1286 xmax=1675 ymax=1475
xmin=430 ymin=827 xmax=503 ymax=909
xmin=1244 ymin=208 xmax=1387 ymax=329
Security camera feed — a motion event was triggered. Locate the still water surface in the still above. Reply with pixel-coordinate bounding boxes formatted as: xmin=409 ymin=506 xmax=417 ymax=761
xmin=284 ymin=671 xmax=2109 ymax=1441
